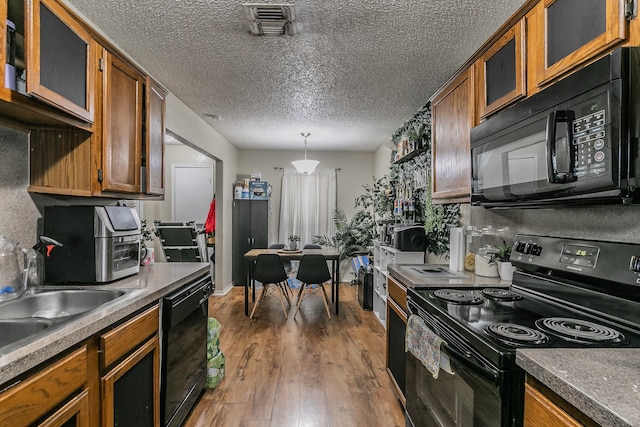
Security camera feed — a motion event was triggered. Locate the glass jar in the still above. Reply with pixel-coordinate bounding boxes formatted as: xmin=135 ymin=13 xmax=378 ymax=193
xmin=464 ymin=226 xmax=484 ymax=271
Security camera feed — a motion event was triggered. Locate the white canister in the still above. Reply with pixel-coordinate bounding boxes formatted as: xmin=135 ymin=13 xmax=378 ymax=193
xmin=474 ymin=251 xmax=499 ymax=277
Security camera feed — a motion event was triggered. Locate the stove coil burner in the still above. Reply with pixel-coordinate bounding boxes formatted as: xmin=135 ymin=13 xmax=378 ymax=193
xmin=432 ymin=289 xmax=483 ymax=305
xmin=535 ymin=317 xmax=626 ymax=345
xmin=481 ymin=288 xmax=523 ymax=302
xmin=485 ymin=323 xmax=550 ymax=346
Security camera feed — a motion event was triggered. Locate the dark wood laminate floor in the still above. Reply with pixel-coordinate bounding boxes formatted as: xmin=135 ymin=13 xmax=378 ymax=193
xmin=184 ymin=283 xmax=405 ymax=427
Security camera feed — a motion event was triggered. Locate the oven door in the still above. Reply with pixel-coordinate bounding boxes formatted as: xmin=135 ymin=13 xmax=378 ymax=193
xmin=406 ymin=345 xmax=514 ymax=427
xmin=405 ymin=298 xmax=521 ymax=427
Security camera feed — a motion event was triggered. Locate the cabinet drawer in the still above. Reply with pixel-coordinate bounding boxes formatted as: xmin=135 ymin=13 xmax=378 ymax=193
xmin=0 ymin=346 xmax=87 ymax=426
xmin=387 ymin=276 xmax=408 ymax=314
xmin=100 ymin=305 xmax=159 ymax=369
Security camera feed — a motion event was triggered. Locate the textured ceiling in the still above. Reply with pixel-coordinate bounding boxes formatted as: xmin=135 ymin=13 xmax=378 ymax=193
xmin=63 ymin=0 xmax=526 ymax=152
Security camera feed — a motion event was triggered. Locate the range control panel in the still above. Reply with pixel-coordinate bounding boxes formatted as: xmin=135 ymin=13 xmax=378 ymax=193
xmin=512 ymin=234 xmax=640 ymax=286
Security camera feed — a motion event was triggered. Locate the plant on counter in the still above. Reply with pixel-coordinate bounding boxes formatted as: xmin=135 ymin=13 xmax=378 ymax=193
xmin=489 ymin=241 xmax=512 ymax=264
xmin=140 ymin=219 xmax=159 ymax=250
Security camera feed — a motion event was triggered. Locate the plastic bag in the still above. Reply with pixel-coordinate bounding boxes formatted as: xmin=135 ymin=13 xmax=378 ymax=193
xmin=206 ymin=317 xmax=225 ymax=388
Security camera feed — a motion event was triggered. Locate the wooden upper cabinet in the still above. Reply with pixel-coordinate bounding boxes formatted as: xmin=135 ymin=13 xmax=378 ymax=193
xmin=26 ymin=0 xmax=97 ymax=123
xmin=144 ymin=78 xmax=166 ymax=195
xmin=476 ymin=18 xmax=526 ymax=119
xmin=101 ymin=50 xmax=144 ymax=193
xmin=431 ymin=67 xmax=474 ymax=203
xmin=531 ymin=0 xmax=627 ymax=87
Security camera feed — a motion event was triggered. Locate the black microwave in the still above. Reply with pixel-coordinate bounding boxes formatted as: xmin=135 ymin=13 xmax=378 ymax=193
xmin=470 ymin=47 xmax=640 ymax=208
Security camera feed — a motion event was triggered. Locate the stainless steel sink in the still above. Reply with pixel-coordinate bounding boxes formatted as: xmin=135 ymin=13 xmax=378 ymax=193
xmin=0 ymin=289 xmax=126 ymax=320
xmin=0 ymin=288 xmax=129 ymax=352
xmin=0 ymin=318 xmax=54 ymax=349
xmin=399 ymin=265 xmax=468 ymax=279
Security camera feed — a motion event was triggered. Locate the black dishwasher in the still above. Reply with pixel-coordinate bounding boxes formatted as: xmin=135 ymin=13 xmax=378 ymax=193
xmin=160 ymin=274 xmax=213 ymax=427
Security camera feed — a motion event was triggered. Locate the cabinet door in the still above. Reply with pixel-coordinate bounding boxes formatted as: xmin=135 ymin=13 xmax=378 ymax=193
xmin=0 ymin=346 xmax=87 ymax=426
xmin=532 ymin=0 xmax=626 ymax=87
xmin=27 ymin=0 xmax=97 ymax=122
xmin=144 ymin=78 xmax=166 ymax=195
xmin=477 ymin=18 xmax=526 ymax=119
xmin=102 ymin=50 xmax=144 ymax=193
xmin=101 ymin=335 xmax=160 ymax=427
xmin=250 ymin=200 xmax=269 ymax=249
xmin=37 ymin=389 xmax=91 ymax=427
xmin=386 ymin=297 xmax=407 ymax=407
xmin=431 ymin=67 xmax=474 ymax=202
xmin=524 ymin=383 xmax=582 ymax=427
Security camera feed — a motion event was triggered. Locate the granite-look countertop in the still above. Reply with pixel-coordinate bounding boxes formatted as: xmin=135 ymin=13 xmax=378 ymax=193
xmin=0 ymin=262 xmax=210 ymax=386
xmin=387 ymin=263 xmax=510 ymax=288
xmin=517 ymin=349 xmax=640 ymax=427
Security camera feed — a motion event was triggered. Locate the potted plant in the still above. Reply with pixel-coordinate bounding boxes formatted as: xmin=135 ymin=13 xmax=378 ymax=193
xmin=490 ymin=241 xmax=514 ymax=280
xmin=288 ymin=234 xmax=300 ymax=251
xmin=140 ymin=219 xmax=159 ymax=265
xmin=312 ymin=207 xmax=375 ymax=284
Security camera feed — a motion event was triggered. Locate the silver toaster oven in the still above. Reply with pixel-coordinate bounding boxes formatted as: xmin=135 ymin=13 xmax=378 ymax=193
xmin=43 ymin=205 xmax=141 ymax=284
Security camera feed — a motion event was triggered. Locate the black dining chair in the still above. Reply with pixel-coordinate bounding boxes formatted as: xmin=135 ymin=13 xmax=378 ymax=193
xmin=303 ymin=244 xmax=321 ymax=249
xmin=250 ymin=254 xmax=291 ymax=319
xmin=293 ymin=254 xmax=332 ymax=319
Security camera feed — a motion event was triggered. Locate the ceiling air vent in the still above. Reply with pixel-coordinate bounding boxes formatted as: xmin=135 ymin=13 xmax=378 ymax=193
xmin=242 ymin=3 xmax=296 ymax=36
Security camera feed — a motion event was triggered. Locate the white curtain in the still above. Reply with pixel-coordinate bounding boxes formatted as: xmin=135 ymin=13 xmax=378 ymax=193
xmin=279 ymin=168 xmax=337 ymax=247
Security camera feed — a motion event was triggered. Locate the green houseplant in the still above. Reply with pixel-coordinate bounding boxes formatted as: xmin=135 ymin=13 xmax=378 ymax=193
xmin=288 ymin=234 xmax=300 ymax=250
xmin=140 ymin=220 xmax=159 ymax=265
xmin=489 ymin=241 xmax=514 ymax=280
xmin=312 ymin=207 xmax=374 ymax=284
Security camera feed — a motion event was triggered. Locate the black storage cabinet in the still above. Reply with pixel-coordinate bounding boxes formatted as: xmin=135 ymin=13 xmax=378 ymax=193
xmin=232 ymin=199 xmax=269 ymax=286
xmin=357 ymin=266 xmax=373 ymax=310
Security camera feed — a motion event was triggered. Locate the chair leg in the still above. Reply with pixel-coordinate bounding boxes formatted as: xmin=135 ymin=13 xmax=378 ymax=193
xmin=277 ymin=285 xmax=289 ymax=319
xmin=293 ymin=285 xmax=307 ymax=319
xmin=319 ymin=283 xmax=332 ymax=319
xmin=279 ymin=281 xmax=291 ymax=307
xmin=249 ymin=285 xmax=268 ymax=319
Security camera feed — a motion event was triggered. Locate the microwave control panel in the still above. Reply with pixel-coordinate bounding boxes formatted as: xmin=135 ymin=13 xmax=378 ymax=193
xmin=572 ymin=109 xmax=606 ymax=178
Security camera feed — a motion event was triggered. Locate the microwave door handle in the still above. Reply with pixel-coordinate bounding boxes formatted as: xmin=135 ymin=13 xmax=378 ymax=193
xmin=546 ymin=110 xmax=577 ymax=184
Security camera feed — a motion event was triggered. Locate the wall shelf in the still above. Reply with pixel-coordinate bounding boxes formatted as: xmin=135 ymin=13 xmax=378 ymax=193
xmin=393 ymin=148 xmax=426 ymax=164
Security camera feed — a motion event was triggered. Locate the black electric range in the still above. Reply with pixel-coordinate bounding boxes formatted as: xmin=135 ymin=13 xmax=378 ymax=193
xmin=405 ymin=234 xmax=640 ymax=427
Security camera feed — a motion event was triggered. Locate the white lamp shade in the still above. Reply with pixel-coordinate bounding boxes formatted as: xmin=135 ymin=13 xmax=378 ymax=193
xmin=291 ymin=159 xmax=319 ymax=174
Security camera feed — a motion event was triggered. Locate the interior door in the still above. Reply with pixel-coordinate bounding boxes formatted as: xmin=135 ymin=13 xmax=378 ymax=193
xmin=172 ymin=165 xmax=213 ymax=223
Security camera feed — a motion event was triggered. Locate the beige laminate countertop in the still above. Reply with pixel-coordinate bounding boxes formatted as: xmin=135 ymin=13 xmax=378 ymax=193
xmin=517 ymin=349 xmax=640 ymax=427
xmin=0 ymin=262 xmax=210 ymax=386
xmin=387 ymin=263 xmax=510 ymax=289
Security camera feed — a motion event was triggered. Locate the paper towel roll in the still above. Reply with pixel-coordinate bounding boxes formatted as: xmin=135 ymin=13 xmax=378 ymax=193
xmin=449 ymin=227 xmax=465 ymax=272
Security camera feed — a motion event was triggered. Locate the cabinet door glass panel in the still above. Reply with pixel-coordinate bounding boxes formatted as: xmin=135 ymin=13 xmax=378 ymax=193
xmin=486 ymin=38 xmax=516 ymax=106
xmin=113 ymin=352 xmax=154 ymax=427
xmin=547 ymin=0 xmax=606 ymax=67
xmin=40 ymin=3 xmax=86 ymax=109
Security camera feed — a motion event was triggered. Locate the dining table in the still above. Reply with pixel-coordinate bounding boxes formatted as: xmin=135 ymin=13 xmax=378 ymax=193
xmin=243 ymin=248 xmax=341 ymax=316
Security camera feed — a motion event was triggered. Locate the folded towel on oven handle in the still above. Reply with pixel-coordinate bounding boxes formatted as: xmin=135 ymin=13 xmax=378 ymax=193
xmin=406 ymin=314 xmax=453 ymax=378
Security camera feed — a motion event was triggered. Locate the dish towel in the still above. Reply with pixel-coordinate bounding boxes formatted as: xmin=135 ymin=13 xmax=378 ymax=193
xmin=406 ymin=314 xmax=447 ymax=379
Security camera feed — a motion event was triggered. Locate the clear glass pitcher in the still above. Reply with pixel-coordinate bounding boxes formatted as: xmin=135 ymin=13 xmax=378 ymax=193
xmin=0 ymin=235 xmax=28 ymax=301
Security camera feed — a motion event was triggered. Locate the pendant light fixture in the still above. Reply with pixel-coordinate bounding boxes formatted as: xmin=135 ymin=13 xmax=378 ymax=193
xmin=291 ymin=132 xmax=319 ymax=174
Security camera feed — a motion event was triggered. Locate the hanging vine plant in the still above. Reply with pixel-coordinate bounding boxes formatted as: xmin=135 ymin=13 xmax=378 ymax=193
xmin=390 ymin=103 xmax=460 ymax=257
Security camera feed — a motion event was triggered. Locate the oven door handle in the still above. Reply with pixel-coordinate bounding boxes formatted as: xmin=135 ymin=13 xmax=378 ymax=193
xmin=441 ymin=343 xmax=500 ymax=383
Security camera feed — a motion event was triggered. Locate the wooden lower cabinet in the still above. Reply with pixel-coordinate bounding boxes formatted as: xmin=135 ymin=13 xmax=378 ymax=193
xmin=101 ymin=335 xmax=160 ymax=427
xmin=524 ymin=376 xmax=598 ymax=427
xmin=0 ymin=305 xmax=160 ymax=426
xmin=0 ymin=346 xmax=88 ymax=426
xmin=99 ymin=304 xmax=160 ymax=427
xmin=386 ymin=275 xmax=408 ymax=407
